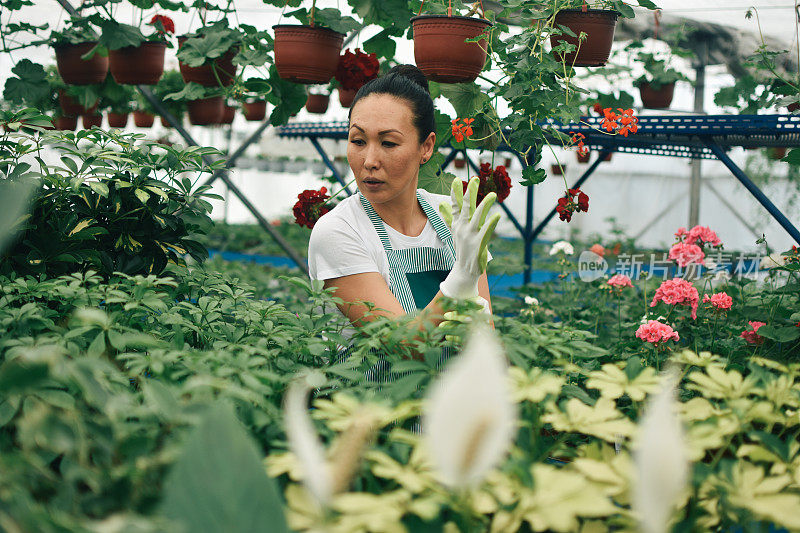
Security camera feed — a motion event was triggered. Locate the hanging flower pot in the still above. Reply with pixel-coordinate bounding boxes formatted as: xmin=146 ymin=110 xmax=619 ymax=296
xmin=59 ymin=91 xmax=98 ymax=117
xmin=243 ymin=100 xmax=267 ymax=121
xmin=177 ymin=36 xmax=238 ymax=87
xmin=638 ymin=81 xmax=675 ymax=109
xmin=550 ymin=9 xmax=619 ymax=67
xmin=133 ymin=110 xmax=155 ymax=127
xmin=187 ymin=96 xmax=224 ymax=125
xmin=454 ymin=158 xmax=467 ymax=169
xmin=273 ymin=25 xmax=345 ymax=84
xmin=54 ymin=41 xmax=109 ymax=85
xmin=108 ymin=42 xmax=167 ymax=85
xmin=160 ymin=116 xmax=173 ymax=128
xmin=54 ymin=115 xmax=78 ymax=131
xmin=410 ymin=15 xmax=491 ymax=83
xmin=338 ymin=88 xmax=357 ymax=108
xmin=107 ymin=112 xmax=129 ymax=128
xmin=221 ymin=104 xmax=235 ymax=124
xmin=306 ymin=93 xmax=330 ymax=114
xmin=768 ymin=146 xmax=787 ymax=160
xmin=602 ymin=152 xmax=613 ymax=162
xmin=551 ymin=163 xmax=565 ymax=175
xmin=81 ymin=113 xmax=103 ymax=129
xmin=576 ymin=150 xmax=591 ymax=164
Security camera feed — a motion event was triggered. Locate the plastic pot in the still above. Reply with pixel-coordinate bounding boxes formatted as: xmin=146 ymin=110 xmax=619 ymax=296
xmin=551 ymin=163 xmax=565 ymax=175
xmin=411 ymin=15 xmax=491 ymax=83
xmin=221 ymin=104 xmax=235 ymax=124
xmin=81 ymin=113 xmax=103 ymax=129
xmin=273 ymin=25 xmax=345 ymax=84
xmin=576 ymin=151 xmax=591 ymax=164
xmin=550 ymin=9 xmax=619 ymax=67
xmin=768 ymin=147 xmax=787 ymax=160
xmin=133 ymin=110 xmax=155 ymax=128
xmin=306 ymin=93 xmax=330 ymax=114
xmin=638 ymin=81 xmax=675 ymax=109
xmin=243 ymin=100 xmax=267 ymax=121
xmin=454 ymin=158 xmax=467 ymax=169
xmin=54 ymin=115 xmax=78 ymax=131
xmin=107 ymin=112 xmax=129 ymax=128
xmin=54 ymin=41 xmax=109 ymax=85
xmin=338 ymin=88 xmax=357 ymax=108
xmin=177 ymin=36 xmax=238 ymax=87
xmin=59 ymin=91 xmax=98 ymax=117
xmin=187 ymin=96 xmax=224 ymax=125
xmin=109 ymin=41 xmax=167 ymax=85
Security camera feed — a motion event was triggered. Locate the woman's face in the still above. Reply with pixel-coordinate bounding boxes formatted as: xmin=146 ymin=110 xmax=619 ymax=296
xmin=348 ymin=93 xmax=435 ymax=206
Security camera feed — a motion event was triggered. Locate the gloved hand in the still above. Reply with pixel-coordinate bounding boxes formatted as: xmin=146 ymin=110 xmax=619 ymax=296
xmin=438 ymin=176 xmax=501 ymax=300
xmin=438 ymin=296 xmax=492 ymax=342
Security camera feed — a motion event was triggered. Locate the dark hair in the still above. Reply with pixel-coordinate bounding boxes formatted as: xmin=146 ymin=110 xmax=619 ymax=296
xmin=349 ymin=64 xmax=435 ymax=144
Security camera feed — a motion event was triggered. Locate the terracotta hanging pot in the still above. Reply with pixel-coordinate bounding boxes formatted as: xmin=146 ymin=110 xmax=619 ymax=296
xmin=220 ymin=104 xmax=235 ymax=124
xmin=54 ymin=115 xmax=78 ymax=131
xmin=768 ymin=146 xmax=787 ymax=160
xmin=187 ymin=96 xmax=224 ymax=125
xmin=107 ymin=112 xmax=129 ymax=128
xmin=59 ymin=91 xmax=98 ymax=117
xmin=576 ymin=150 xmax=591 ymax=164
xmin=243 ymin=100 xmax=267 ymax=121
xmin=602 ymin=152 xmax=613 ymax=162
xmin=551 ymin=163 xmax=565 ymax=175
xmin=81 ymin=113 xmax=103 ymax=129
xmin=454 ymin=158 xmax=467 ymax=169
xmin=177 ymin=36 xmax=238 ymax=87
xmin=108 ymin=41 xmax=167 ymax=85
xmin=133 ymin=110 xmax=155 ymax=127
xmin=273 ymin=25 xmax=345 ymax=84
xmin=638 ymin=81 xmax=675 ymax=109
xmin=160 ymin=116 xmax=173 ymax=128
xmin=338 ymin=88 xmax=357 ymax=108
xmin=306 ymin=93 xmax=330 ymax=114
xmin=550 ymin=9 xmax=619 ymax=67
xmin=54 ymin=41 xmax=109 ymax=85
xmin=411 ymin=15 xmax=491 ymax=83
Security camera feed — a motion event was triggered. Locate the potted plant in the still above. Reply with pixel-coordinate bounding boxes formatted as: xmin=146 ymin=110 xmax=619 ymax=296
xmin=99 ymin=77 xmax=135 ymax=128
xmin=411 ymin=3 xmax=491 ymax=83
xmin=333 ymin=48 xmax=379 ymax=107
xmin=272 ymin=3 xmax=358 ymax=84
xmin=177 ymin=21 xmax=240 ymax=87
xmin=51 ymin=18 xmax=108 ymax=85
xmin=102 ymin=14 xmax=174 ymax=85
xmin=629 ymin=42 xmax=691 ymax=109
xmin=305 ymin=91 xmax=330 ymax=114
xmin=81 ymin=113 xmax=103 ymax=129
xmin=153 ymin=70 xmax=188 ymax=126
xmin=242 ymin=99 xmax=267 ymax=121
xmin=220 ymin=102 xmax=236 ymax=124
xmin=164 ymin=78 xmax=225 ymax=126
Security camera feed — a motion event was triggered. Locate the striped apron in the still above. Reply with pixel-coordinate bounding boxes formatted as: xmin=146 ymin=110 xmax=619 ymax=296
xmin=358 ymin=190 xmax=457 ymax=383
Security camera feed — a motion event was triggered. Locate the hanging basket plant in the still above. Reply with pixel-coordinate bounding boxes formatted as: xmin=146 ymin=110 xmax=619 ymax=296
xmin=410 ymin=2 xmax=491 ymax=84
xmin=58 ymin=90 xmax=98 ymax=117
xmin=133 ymin=110 xmax=155 ymax=127
xmin=243 ymin=100 xmax=267 ymax=121
xmin=638 ymin=81 xmax=675 ymax=109
xmin=187 ymin=96 xmax=225 ymax=125
xmin=177 ymin=22 xmax=240 ymax=87
xmin=107 ymin=112 xmax=129 ymax=128
xmin=333 ymin=48 xmax=379 ymax=106
xmin=220 ymin=103 xmax=236 ymax=124
xmin=630 ymin=43 xmax=691 ymax=109
xmin=53 ymin=41 xmax=109 ymax=85
xmin=81 ymin=113 xmax=103 ymax=129
xmin=338 ymin=88 xmax=357 ymax=108
xmin=550 ymin=8 xmax=619 ymax=67
xmin=54 ymin=115 xmax=78 ymax=131
xmin=306 ymin=93 xmax=330 ymax=114
xmin=109 ymin=41 xmax=168 ymax=85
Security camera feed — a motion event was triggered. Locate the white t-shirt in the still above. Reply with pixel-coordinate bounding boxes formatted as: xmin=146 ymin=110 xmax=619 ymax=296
xmin=308 ymin=189 xmax=452 ymax=285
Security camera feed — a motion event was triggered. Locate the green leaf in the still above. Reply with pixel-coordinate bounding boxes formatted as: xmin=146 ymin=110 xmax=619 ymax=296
xmin=439 ymin=83 xmax=490 ymax=119
xmin=87 ymin=181 xmax=109 ymax=197
xmin=2 ymin=59 xmax=50 ymax=105
xmin=0 ymin=179 xmax=37 ymax=254
xmin=782 ymin=148 xmax=800 ymax=166
xmin=521 ymin=165 xmax=546 ymax=186
xmin=363 ymin=29 xmax=396 ymax=59
xmin=134 ymin=188 xmax=151 ymax=204
xmin=160 ymin=402 xmax=289 ymax=533
xmin=418 ymin=152 xmax=456 ymax=195
xmin=178 ymin=29 xmax=239 ymax=67
xmin=756 ymin=325 xmax=800 ymax=342
xmin=164 ymin=82 xmax=213 ymax=102
xmin=98 ymin=20 xmax=146 ymax=51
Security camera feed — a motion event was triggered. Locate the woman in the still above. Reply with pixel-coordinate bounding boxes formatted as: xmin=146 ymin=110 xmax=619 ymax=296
xmin=308 ymin=65 xmax=499 ymax=346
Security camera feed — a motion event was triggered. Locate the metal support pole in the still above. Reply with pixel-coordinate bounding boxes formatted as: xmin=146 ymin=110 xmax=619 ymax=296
xmin=701 ymin=137 xmax=800 ymax=245
xmin=688 ymin=39 xmax=707 ymax=227
xmin=202 ymin=118 xmax=272 ymax=187
xmin=702 ymin=180 xmax=762 ymax=239
xmin=528 ymin=149 xmax=609 ymax=244
xmin=523 ymin=155 xmax=534 ymax=285
xmin=309 ymin=137 xmax=352 ymax=194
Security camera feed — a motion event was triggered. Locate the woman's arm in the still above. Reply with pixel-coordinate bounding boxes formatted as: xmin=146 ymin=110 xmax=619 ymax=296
xmin=323 ymin=271 xmax=492 ymax=329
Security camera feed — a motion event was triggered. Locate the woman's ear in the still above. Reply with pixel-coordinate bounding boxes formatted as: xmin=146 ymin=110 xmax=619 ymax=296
xmin=420 ymin=131 xmax=436 ymax=165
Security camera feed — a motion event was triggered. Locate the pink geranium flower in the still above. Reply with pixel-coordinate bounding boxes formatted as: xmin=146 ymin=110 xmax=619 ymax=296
xmin=650 ymin=278 xmax=699 ymax=320
xmin=636 ymin=320 xmax=680 ymax=347
xmin=686 ymin=225 xmax=722 ymax=247
xmin=589 ymin=243 xmax=605 ymax=256
xmin=740 ymin=321 xmax=766 ymax=345
xmin=607 ymin=274 xmax=633 ymax=289
xmin=669 ymin=242 xmax=706 ymax=267
xmin=702 ymin=292 xmax=732 ymax=311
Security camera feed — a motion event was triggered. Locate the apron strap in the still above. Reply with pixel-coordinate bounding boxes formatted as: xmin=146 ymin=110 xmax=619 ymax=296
xmin=359 ymin=192 xmax=392 ymax=251
xmin=416 ymin=191 xmax=453 ymax=244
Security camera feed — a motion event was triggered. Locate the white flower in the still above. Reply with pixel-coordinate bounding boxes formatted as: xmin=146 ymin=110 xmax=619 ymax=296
xmin=284 ymin=372 xmax=333 ymax=506
xmin=524 ymin=296 xmax=539 ymax=306
xmin=759 ymin=253 xmax=787 ymax=270
xmin=423 ymin=323 xmax=518 ymax=488
xmin=549 ymin=240 xmax=574 ymax=256
xmin=633 ymin=372 xmax=689 ymax=533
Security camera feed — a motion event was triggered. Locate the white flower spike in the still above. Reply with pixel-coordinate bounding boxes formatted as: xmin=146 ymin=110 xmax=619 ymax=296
xmin=423 ymin=323 xmax=518 ymax=488
xmin=633 ymin=371 xmax=690 ymax=533
xmin=284 ymin=372 xmax=333 ymax=507
xmin=549 ymin=240 xmax=574 ymax=256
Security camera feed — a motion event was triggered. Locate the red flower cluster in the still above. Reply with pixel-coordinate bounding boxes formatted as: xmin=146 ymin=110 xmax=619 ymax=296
xmin=703 ymin=291 xmax=733 ymax=312
xmin=592 ymin=102 xmax=603 ymax=115
xmin=601 ymin=108 xmax=638 ymax=137
xmin=740 ymin=320 xmax=766 ymax=345
xmin=555 ymin=188 xmax=589 ymax=222
xmin=451 ymin=118 xmax=474 ymax=143
xmin=669 ymin=225 xmax=723 ymax=268
xmin=293 ymin=187 xmax=331 ymax=229
xmin=650 ymin=278 xmax=699 ymax=320
xmin=636 ymin=320 xmax=680 ymax=347
xmin=334 ymin=49 xmax=379 ymax=90
xmin=570 ymin=132 xmax=588 ymax=156
xmin=461 ymin=163 xmax=512 ymax=204
xmin=149 ymin=14 xmax=175 ymax=35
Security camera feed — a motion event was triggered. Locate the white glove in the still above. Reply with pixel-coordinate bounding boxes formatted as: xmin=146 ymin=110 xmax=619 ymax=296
xmin=438 ymin=176 xmax=501 ymax=300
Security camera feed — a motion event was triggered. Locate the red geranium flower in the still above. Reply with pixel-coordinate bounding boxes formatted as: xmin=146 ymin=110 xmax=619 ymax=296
xmin=451 ymin=118 xmax=474 ymax=143
xmin=555 ymin=187 xmax=589 ymax=222
xmin=461 ymin=163 xmax=512 ymax=204
xmin=293 ymin=187 xmax=331 ymax=229
xmin=335 ymin=49 xmax=379 ymax=90
xmin=149 ymin=14 xmax=175 ymax=35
